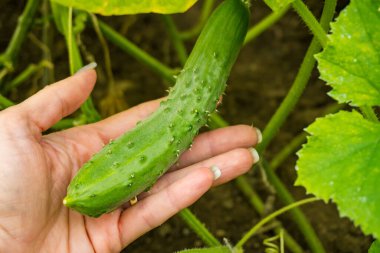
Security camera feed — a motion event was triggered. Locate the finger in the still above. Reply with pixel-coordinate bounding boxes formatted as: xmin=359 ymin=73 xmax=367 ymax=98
xmin=141 ymin=148 xmax=257 ymax=198
xmin=119 ymin=167 xmax=214 ymax=247
xmin=18 ymin=69 xmax=97 ymax=132
xmin=172 ymin=125 xmax=261 ymax=170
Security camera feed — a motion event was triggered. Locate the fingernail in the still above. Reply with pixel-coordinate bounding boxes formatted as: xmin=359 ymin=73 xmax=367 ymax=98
xmin=210 ymin=165 xmax=222 ymax=180
xmin=249 ymin=148 xmax=260 ymax=164
xmin=75 ymin=62 xmax=97 ymax=75
xmin=254 ymin=127 xmax=262 ymax=144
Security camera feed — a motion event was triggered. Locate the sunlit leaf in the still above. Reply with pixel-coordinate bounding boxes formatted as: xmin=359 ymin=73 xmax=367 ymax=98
xmin=296 ymin=110 xmax=380 ymax=238
xmin=50 ymin=0 xmax=198 ymax=15
xmin=369 ymin=240 xmax=380 ymax=253
xmin=264 ymin=0 xmax=293 ymax=11
xmin=316 ymin=0 xmax=380 ymax=106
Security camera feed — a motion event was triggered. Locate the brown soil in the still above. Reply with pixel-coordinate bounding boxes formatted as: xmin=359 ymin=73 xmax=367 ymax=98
xmin=0 ymin=0 xmax=373 ymax=252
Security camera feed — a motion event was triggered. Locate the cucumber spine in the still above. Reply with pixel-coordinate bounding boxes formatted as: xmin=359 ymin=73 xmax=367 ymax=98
xmin=64 ymin=0 xmax=249 ymax=217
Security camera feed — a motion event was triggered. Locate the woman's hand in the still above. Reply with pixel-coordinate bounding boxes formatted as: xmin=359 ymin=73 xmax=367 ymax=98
xmin=0 ymin=69 xmax=260 ymax=253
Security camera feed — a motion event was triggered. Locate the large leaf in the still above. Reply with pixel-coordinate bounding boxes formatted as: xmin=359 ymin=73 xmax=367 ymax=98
xmin=316 ymin=0 xmax=380 ymax=107
xmin=264 ymin=0 xmax=293 ymax=11
xmin=50 ymin=0 xmax=198 ymax=15
xmin=296 ymin=110 xmax=380 ymax=238
xmin=370 ymin=240 xmax=380 ymax=253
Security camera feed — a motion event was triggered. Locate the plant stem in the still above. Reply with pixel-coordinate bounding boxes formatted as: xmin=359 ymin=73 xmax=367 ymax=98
xmin=90 ymin=14 xmax=116 ymax=89
xmin=270 ymin=132 xmax=307 ymax=170
xmin=51 ymin=118 xmax=76 ymax=130
xmin=270 ymin=103 xmax=344 ymax=171
xmin=0 ymin=0 xmax=41 ymax=70
xmin=251 ymin=2 xmax=337 ymax=252
xmin=179 ymin=208 xmax=221 ymax=247
xmin=179 ymin=0 xmax=216 ymax=40
xmin=292 ymin=0 xmax=328 ymax=47
xmin=0 ymin=69 xmax=9 ymax=83
xmin=258 ymin=0 xmax=337 ymax=154
xmin=5 ymin=64 xmax=37 ymax=92
xmin=243 ymin=5 xmax=290 ymax=45
xmin=65 ymin=7 xmax=86 ymax=73
xmin=161 ymin=15 xmax=188 ymax=65
xmin=280 ymin=229 xmax=303 ymax=253
xmin=67 ymin=7 xmax=75 ymax=75
xmin=258 ymin=38 xmax=319 ymax=153
xmin=361 ymin=106 xmax=379 ymax=122
xmin=98 ymin=20 xmax=176 ymax=83
xmin=239 ymin=104 xmax=344 ymax=252
xmin=66 ymin=7 xmax=100 ymax=123
xmin=235 ymin=177 xmax=264 ymax=213
xmin=234 ymin=176 xmax=304 ymax=253
xmin=41 ymin=0 xmax=54 ymax=85
xmin=0 ymin=93 xmax=14 ymax=109
xmin=235 ymin=197 xmax=318 ymax=248
xmin=262 ymin=161 xmax=325 ymax=252
xmin=207 ymin=113 xmax=227 ymax=129
xmin=3 ymin=61 xmax=52 ymax=93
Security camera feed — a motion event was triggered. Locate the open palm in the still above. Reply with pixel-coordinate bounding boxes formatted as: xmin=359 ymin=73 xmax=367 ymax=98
xmin=0 ymin=69 xmax=259 ymax=253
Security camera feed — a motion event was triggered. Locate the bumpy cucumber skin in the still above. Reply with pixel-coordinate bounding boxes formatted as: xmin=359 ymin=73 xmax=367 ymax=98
xmin=64 ymin=0 xmax=249 ymax=217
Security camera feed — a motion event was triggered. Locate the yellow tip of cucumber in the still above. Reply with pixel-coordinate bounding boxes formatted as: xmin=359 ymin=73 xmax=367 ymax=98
xmin=63 ymin=197 xmax=70 ymax=206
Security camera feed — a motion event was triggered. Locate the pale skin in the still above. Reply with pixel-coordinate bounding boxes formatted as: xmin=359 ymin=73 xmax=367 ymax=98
xmin=0 ymin=69 xmax=260 ymax=253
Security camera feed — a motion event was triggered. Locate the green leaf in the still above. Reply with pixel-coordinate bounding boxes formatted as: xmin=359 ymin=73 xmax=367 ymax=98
xmin=175 ymin=246 xmax=232 ymax=253
xmin=50 ymin=0 xmax=198 ymax=15
xmin=264 ymin=0 xmax=293 ymax=11
xmin=370 ymin=240 xmax=380 ymax=253
xmin=296 ymin=110 xmax=380 ymax=238
xmin=50 ymin=1 xmax=68 ymax=35
xmin=316 ymin=0 xmax=380 ymax=107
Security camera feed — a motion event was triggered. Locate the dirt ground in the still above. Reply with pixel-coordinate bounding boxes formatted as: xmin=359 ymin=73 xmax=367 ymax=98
xmin=0 ymin=0 xmax=373 ymax=252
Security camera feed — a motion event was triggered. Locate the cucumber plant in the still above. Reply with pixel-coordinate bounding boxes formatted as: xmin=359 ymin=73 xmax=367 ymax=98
xmin=63 ymin=0 xmax=249 ymax=218
xmin=296 ymin=0 xmax=380 ymax=241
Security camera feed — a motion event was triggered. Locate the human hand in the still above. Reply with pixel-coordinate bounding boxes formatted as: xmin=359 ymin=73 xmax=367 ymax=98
xmin=0 ymin=69 xmax=260 ymax=253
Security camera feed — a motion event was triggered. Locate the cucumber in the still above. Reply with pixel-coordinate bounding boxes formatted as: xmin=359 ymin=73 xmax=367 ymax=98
xmin=63 ymin=0 xmax=249 ymax=217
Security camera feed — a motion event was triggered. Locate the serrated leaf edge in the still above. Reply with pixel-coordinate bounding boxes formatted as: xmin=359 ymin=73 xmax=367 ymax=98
xmin=295 ymin=110 xmax=380 ymax=239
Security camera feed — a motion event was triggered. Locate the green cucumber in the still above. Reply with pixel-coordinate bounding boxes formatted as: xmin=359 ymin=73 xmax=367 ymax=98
xmin=63 ymin=0 xmax=249 ymax=217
